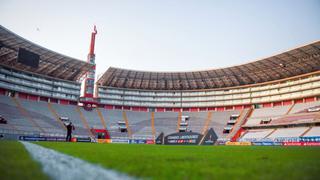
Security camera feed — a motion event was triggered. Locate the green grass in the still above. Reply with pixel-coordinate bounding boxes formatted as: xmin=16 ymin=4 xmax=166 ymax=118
xmin=1 ymin=141 xmax=319 ymax=180
xmin=35 ymin=142 xmax=320 ymax=180
xmin=0 ymin=141 xmax=48 ymax=180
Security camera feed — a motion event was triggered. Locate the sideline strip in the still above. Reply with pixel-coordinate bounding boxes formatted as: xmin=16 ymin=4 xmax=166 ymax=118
xmin=21 ymin=141 xmax=135 ymax=180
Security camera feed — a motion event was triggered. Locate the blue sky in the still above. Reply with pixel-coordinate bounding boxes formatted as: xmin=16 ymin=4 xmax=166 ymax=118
xmin=0 ymin=0 xmax=319 ymax=77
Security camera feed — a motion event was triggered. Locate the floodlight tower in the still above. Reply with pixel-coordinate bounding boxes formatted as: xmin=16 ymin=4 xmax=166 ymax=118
xmin=80 ymin=26 xmax=97 ymax=108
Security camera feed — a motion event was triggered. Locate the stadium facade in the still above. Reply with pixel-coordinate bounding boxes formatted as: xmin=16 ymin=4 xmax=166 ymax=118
xmin=0 ymin=25 xmax=319 ymax=145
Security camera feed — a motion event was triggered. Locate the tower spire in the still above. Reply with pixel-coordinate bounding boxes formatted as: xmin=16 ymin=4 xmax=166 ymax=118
xmin=81 ymin=25 xmax=98 ymax=102
xmin=89 ymin=25 xmax=98 ymax=56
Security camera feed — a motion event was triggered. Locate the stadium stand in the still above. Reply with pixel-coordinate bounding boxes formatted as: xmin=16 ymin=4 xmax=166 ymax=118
xmin=267 ymin=127 xmax=309 ymax=139
xmin=0 ymin=115 xmax=7 ymax=124
xmin=268 ymin=113 xmax=320 ymax=126
xmin=50 ymin=103 xmax=91 ymax=137
xmin=79 ymin=108 xmax=104 ymax=129
xmin=245 ymin=106 xmax=290 ymax=125
xmin=154 ymin=112 xmax=179 ymax=136
xmin=0 ymin=95 xmax=41 ymax=134
xmin=239 ymin=100 xmax=320 ymax=142
xmin=303 ymin=126 xmax=320 ymax=137
xmin=96 ymin=40 xmax=320 ymax=111
xmin=96 ymin=108 xmax=107 ymax=129
xmin=250 ymin=106 xmax=290 ymax=118
xmin=101 ymin=109 xmax=129 ymax=138
xmin=209 ymin=110 xmax=241 ymax=140
xmin=125 ymin=111 xmax=153 ymax=138
xmin=19 ymin=98 xmax=65 ymax=135
xmin=290 ymin=100 xmax=320 ymax=114
xmin=240 ymin=126 xmax=320 ymax=142
xmin=182 ymin=112 xmax=208 ymax=133
xmin=240 ymin=129 xmax=275 ymax=141
xmin=226 ymin=108 xmax=252 ymax=139
xmin=97 ymin=53 xmax=320 ymax=91
xmin=0 ymin=25 xmax=92 ymax=81
xmin=0 ymin=25 xmax=319 ymax=144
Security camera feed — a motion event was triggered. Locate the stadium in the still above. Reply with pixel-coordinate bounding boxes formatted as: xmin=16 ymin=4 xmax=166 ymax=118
xmin=1 ymin=1 xmax=320 ymax=179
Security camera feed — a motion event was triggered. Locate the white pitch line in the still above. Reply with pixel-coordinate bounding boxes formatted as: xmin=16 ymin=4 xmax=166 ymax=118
xmin=21 ymin=141 xmax=136 ymax=180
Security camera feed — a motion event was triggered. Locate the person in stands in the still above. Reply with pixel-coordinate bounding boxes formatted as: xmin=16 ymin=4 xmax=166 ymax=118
xmin=65 ymin=122 xmax=75 ymax=142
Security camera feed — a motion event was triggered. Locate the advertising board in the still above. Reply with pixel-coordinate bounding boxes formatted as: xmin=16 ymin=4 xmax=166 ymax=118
xmin=283 ymin=142 xmax=320 ymax=146
xmin=111 ymin=139 xmax=130 ymax=144
xmin=225 ymin=141 xmax=252 ymax=146
xmin=164 ymin=132 xmax=203 ymax=145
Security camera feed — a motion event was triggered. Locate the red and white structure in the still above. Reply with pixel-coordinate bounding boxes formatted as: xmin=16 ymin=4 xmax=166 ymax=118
xmin=80 ymin=26 xmax=98 ymax=108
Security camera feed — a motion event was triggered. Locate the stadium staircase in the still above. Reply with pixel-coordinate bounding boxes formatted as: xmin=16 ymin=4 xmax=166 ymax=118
xmin=12 ymin=97 xmax=45 ymax=133
xmin=230 ymin=107 xmax=253 ymax=141
xmin=201 ymin=111 xmax=212 ymax=134
xmin=122 ymin=111 xmax=132 ymax=137
xmin=300 ymin=127 xmax=313 ymax=137
xmin=75 ymin=106 xmax=94 ymax=138
xmin=176 ymin=111 xmax=182 ymax=132
xmin=286 ymin=103 xmax=295 ymax=115
xmin=263 ymin=129 xmax=277 ymax=138
xmin=226 ymin=108 xmax=249 ymax=139
xmin=151 ymin=112 xmax=156 ymax=137
xmin=6 ymin=123 xmax=18 ymax=131
xmin=199 ymin=129 xmax=208 ymax=145
xmin=238 ymin=130 xmax=249 ymax=140
xmin=96 ymin=108 xmax=107 ymax=130
xmin=47 ymin=102 xmax=67 ymax=130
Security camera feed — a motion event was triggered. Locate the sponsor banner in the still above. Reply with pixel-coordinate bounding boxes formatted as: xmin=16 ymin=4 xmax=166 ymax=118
xmin=252 ymin=142 xmax=262 ymax=146
xmin=225 ymin=141 xmax=252 ymax=146
xmin=283 ymin=142 xmax=320 ymax=146
xmin=19 ymin=136 xmax=91 ymax=142
xmin=201 ymin=128 xmax=218 ymax=145
xmin=243 ymin=136 xmax=320 ymax=145
xmin=156 ymin=132 xmax=164 ymax=145
xmin=19 ymin=136 xmax=46 ymax=141
xmin=273 ymin=142 xmax=283 ymax=146
xmin=252 ymin=141 xmax=282 ymax=146
xmin=129 ymin=139 xmax=146 ymax=144
xmin=97 ymin=139 xmax=111 ymax=143
xmin=111 ymin=139 xmax=129 ymax=144
xmin=76 ymin=137 xmax=92 ymax=142
xmin=217 ymin=141 xmax=227 ymax=145
xmin=164 ymin=132 xmax=203 ymax=145
xmin=274 ymin=137 xmax=300 ymax=142
xmin=273 ymin=137 xmax=320 ymax=143
xmin=300 ymin=136 xmax=320 ymax=142
xmin=146 ymin=139 xmax=155 ymax=144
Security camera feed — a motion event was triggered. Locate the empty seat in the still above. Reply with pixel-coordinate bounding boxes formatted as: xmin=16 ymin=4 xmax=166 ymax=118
xmin=240 ymin=129 xmax=274 ymax=141
xmin=290 ymin=101 xmax=320 ymax=114
xmin=268 ymin=127 xmax=308 ymax=139
xmin=303 ymin=126 xmax=320 ymax=137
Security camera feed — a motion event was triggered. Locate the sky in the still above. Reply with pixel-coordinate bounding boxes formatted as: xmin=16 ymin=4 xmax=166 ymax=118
xmin=0 ymin=0 xmax=320 ymax=78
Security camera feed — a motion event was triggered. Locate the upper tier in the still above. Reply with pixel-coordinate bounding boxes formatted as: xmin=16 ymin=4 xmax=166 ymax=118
xmin=98 ymin=41 xmax=320 ymax=90
xmin=0 ymin=25 xmax=92 ymax=82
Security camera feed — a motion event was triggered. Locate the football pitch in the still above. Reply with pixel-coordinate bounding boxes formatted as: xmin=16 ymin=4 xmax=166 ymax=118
xmin=1 ymin=141 xmax=320 ymax=180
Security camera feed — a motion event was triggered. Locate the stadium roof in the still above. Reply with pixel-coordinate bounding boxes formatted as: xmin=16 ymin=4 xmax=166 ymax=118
xmin=0 ymin=25 xmax=92 ymax=82
xmin=98 ymin=41 xmax=320 ymax=90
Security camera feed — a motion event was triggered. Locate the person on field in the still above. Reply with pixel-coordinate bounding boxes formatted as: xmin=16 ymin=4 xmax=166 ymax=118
xmin=65 ymin=122 xmax=75 ymax=142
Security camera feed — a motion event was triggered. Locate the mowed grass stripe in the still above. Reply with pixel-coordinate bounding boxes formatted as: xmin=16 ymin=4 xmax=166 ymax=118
xmin=36 ymin=142 xmax=320 ymax=180
xmin=21 ymin=141 xmax=135 ymax=180
xmin=0 ymin=141 xmax=48 ymax=180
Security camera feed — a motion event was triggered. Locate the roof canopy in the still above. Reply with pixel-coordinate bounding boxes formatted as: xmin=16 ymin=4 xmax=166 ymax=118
xmin=0 ymin=25 xmax=92 ymax=82
xmin=98 ymin=41 xmax=320 ymax=90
